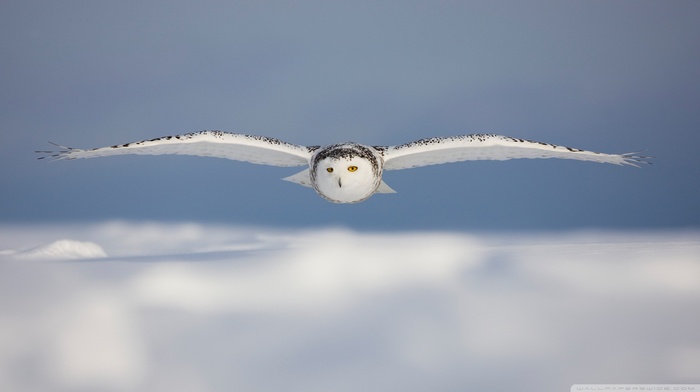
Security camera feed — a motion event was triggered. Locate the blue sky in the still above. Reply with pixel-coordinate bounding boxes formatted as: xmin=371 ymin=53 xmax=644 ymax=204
xmin=2 ymin=0 xmax=699 ymax=230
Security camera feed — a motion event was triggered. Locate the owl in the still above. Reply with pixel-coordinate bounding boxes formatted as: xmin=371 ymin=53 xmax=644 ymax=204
xmin=39 ymin=131 xmax=647 ymax=203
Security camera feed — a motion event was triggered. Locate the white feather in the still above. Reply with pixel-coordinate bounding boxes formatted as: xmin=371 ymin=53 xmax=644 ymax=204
xmin=379 ymin=134 xmax=647 ymax=170
xmin=41 ymin=131 xmax=313 ymax=167
xmin=282 ymin=169 xmax=313 ymax=188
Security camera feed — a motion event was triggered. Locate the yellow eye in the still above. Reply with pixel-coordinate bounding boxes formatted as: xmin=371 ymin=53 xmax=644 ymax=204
xmin=326 ymin=167 xmax=334 ymax=173
xmin=348 ymin=166 xmax=358 ymax=172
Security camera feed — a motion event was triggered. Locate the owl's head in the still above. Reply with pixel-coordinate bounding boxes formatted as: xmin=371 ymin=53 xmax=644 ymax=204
xmin=310 ymin=144 xmax=383 ymax=203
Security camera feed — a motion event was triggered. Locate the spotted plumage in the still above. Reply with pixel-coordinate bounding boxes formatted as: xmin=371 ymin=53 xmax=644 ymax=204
xmin=38 ymin=130 xmax=649 ymax=203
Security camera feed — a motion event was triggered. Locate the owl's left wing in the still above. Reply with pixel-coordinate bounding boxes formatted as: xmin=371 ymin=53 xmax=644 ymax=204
xmin=378 ymin=134 xmax=648 ymax=170
xmin=38 ymin=131 xmax=315 ymax=167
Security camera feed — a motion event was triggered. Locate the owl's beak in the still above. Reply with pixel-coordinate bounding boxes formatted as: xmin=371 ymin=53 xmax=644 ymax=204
xmin=337 ymin=178 xmax=342 ymax=188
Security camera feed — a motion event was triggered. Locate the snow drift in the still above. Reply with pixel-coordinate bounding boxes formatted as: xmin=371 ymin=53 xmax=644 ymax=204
xmin=0 ymin=221 xmax=698 ymax=392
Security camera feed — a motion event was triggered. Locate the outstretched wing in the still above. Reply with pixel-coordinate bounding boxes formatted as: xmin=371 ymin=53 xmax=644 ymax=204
xmin=38 ymin=131 xmax=316 ymax=167
xmin=378 ymin=134 xmax=649 ymax=170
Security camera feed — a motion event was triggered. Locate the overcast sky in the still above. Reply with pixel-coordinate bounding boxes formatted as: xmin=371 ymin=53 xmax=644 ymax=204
xmin=2 ymin=0 xmax=699 ymax=230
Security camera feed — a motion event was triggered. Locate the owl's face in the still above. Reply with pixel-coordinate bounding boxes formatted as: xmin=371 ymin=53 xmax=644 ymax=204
xmin=309 ymin=143 xmax=384 ymax=203
xmin=311 ymin=154 xmax=381 ymax=203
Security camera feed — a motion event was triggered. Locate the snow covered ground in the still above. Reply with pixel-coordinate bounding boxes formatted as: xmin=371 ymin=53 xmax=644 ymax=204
xmin=1 ymin=221 xmax=699 ymax=392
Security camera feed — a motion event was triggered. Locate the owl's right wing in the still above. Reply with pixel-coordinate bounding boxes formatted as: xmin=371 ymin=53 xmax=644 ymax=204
xmin=378 ymin=134 xmax=648 ymax=170
xmin=38 ymin=131 xmax=317 ymax=167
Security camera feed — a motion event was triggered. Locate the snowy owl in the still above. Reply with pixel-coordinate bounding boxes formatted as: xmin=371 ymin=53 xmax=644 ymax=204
xmin=38 ymin=131 xmax=648 ymax=203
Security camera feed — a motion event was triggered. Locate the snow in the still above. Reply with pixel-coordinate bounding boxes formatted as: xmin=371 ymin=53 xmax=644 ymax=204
xmin=0 ymin=222 xmax=699 ymax=392
xmin=6 ymin=239 xmax=107 ymax=260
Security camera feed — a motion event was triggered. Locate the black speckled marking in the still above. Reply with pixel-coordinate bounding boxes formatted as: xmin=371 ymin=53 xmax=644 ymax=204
xmin=389 ymin=134 xmax=498 ymax=150
xmin=384 ymin=134 xmax=595 ymax=157
xmin=314 ymin=143 xmax=376 ymax=162
xmin=310 ymin=143 xmax=382 ymax=186
xmin=373 ymin=146 xmax=387 ymax=156
xmin=101 ymin=130 xmax=308 ymax=151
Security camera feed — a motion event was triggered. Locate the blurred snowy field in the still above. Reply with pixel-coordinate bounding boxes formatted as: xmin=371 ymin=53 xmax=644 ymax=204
xmin=1 ymin=222 xmax=699 ymax=392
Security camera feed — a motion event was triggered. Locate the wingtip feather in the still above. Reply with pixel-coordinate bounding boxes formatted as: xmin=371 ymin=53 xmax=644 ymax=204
xmin=35 ymin=142 xmax=78 ymax=161
xmin=620 ymin=152 xmax=653 ymax=168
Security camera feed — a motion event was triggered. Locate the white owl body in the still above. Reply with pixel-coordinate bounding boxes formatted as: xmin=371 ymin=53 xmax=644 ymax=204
xmin=39 ymin=130 xmax=648 ymax=204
